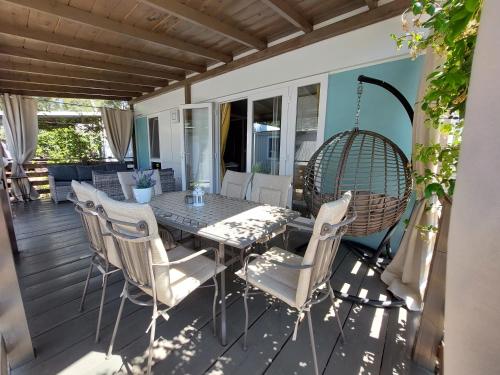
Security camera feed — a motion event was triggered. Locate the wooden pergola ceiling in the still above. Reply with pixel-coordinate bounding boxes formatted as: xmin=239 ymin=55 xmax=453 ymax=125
xmin=0 ymin=0 xmax=408 ymax=102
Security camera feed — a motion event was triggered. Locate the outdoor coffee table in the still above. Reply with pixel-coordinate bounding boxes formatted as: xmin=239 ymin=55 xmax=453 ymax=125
xmin=150 ymin=191 xmax=299 ymax=345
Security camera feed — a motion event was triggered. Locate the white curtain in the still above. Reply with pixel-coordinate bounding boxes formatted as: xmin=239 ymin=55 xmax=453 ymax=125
xmin=381 ymin=50 xmax=444 ymax=311
xmin=2 ymin=94 xmax=39 ymax=200
xmin=101 ymin=107 xmax=133 ymax=162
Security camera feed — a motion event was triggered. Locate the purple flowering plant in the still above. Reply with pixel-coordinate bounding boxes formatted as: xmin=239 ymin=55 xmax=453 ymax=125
xmin=133 ymin=169 xmax=156 ymax=189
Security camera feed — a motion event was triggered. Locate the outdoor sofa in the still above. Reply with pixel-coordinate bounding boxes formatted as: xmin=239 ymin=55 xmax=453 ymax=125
xmin=48 ymin=162 xmax=128 ymax=203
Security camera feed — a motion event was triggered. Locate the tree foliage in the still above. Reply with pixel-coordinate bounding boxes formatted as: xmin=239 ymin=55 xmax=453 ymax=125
xmin=36 ymin=123 xmax=104 ymax=163
xmin=392 ymin=0 xmax=482 ymax=199
xmin=1 ymin=97 xmax=128 ymax=163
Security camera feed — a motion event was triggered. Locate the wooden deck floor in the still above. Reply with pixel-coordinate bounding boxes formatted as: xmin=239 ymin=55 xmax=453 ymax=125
xmin=11 ymin=199 xmax=430 ymax=375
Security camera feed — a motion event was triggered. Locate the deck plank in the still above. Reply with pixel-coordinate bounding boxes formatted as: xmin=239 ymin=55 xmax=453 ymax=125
xmin=10 ymin=199 xmax=426 ymax=375
xmin=263 ymin=251 xmax=367 ymax=375
xmin=323 ymin=268 xmax=391 ymax=375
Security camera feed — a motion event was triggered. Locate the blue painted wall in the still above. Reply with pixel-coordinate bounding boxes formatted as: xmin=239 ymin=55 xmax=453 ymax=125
xmin=135 ymin=117 xmax=150 ymax=169
xmin=325 ymin=57 xmax=424 ymax=250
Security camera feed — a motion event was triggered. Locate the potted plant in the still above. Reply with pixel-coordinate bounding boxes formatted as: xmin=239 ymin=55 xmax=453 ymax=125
xmin=132 ymin=170 xmax=156 ymax=204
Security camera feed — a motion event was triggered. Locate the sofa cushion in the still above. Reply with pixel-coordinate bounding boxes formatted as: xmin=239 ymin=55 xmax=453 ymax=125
xmin=48 ymin=165 xmax=78 ymax=181
xmin=76 ymin=165 xmax=95 ymax=181
xmin=105 ymin=163 xmax=128 ymax=172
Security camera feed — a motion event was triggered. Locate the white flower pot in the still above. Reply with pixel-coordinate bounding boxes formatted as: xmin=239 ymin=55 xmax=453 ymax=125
xmin=133 ymin=187 xmax=154 ymax=204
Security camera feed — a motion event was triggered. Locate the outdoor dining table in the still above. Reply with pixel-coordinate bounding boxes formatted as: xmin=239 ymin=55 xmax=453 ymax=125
xmin=149 ymin=191 xmax=300 ymax=345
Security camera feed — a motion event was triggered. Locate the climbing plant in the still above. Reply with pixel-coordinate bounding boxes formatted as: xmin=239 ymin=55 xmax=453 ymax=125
xmin=392 ymin=0 xmax=482 ymax=199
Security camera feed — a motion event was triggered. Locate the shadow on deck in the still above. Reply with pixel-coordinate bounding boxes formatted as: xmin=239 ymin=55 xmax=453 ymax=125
xmin=11 ymin=199 xmax=430 ymax=375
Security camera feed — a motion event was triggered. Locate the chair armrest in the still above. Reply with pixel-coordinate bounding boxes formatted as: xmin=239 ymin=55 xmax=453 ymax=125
xmin=243 ymin=252 xmax=312 ymax=273
xmin=152 ymin=247 xmax=220 ymax=267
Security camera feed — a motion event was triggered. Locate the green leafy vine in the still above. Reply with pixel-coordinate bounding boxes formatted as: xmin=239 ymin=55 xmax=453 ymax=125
xmin=392 ymin=0 xmax=482 ymax=200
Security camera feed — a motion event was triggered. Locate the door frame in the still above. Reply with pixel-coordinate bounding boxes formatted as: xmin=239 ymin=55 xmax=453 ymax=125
xmin=247 ymin=87 xmax=290 ymax=175
xmin=179 ymin=103 xmax=215 ymax=192
xmin=146 ymin=113 xmax=161 ymax=163
xmin=284 ymin=74 xmax=329 ymax=176
xmin=211 ymin=72 xmax=328 ymax=186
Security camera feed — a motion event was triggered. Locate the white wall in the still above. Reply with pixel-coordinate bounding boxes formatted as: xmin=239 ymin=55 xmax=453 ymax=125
xmin=134 ymin=15 xmax=409 ymax=116
xmin=134 ymin=88 xmax=184 ymax=117
xmin=133 ymin=15 xmax=410 ymax=187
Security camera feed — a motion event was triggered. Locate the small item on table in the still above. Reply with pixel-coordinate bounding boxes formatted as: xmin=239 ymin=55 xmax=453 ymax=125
xmin=192 ymin=185 xmax=205 ymax=207
xmin=185 ymin=194 xmax=194 ymax=205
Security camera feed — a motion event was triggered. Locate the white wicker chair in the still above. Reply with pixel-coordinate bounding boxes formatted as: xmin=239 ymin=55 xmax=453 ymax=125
xmin=236 ymin=192 xmax=354 ymax=375
xmin=97 ymin=192 xmax=226 ymax=375
xmin=69 ymin=181 xmax=122 ymax=343
xmin=220 ymin=170 xmax=253 ymax=199
xmin=117 ymin=170 xmax=161 ymax=200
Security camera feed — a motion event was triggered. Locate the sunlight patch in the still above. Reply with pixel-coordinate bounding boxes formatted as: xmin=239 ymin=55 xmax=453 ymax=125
xmin=351 ymin=261 xmax=362 ymax=275
xmin=369 ymin=294 xmax=387 ymax=339
xmin=57 ymin=351 xmax=122 ymax=375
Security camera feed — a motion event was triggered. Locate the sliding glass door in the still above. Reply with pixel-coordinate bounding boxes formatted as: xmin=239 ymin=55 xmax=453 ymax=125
xmin=180 ymin=104 xmax=214 ymax=192
xmin=285 ymin=80 xmax=326 ymax=212
xmin=247 ymin=90 xmax=288 ymax=175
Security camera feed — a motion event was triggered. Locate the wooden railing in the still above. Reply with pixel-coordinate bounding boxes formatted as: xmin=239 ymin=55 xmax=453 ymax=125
xmin=5 ymin=159 xmax=51 ymax=196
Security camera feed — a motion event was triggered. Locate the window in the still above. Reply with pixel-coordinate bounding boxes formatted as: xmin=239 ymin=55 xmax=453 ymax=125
xmin=268 ymin=137 xmax=279 ymax=159
xmin=251 ymin=96 xmax=282 ymax=175
xmin=148 ymin=117 xmax=160 ymax=159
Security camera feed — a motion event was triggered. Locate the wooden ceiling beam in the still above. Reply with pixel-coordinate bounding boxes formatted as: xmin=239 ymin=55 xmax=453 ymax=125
xmin=0 ymin=23 xmax=204 ymax=73
xmin=0 ymin=61 xmax=165 ymax=89
xmin=0 ymin=88 xmax=131 ymax=100
xmin=2 ymin=0 xmax=231 ymax=63
xmin=260 ymin=0 xmax=313 ymax=33
xmin=0 ymin=45 xmax=183 ymax=81
xmin=0 ymin=80 xmax=141 ymax=97
xmin=364 ymin=0 xmax=379 ymax=10
xmin=132 ymin=0 xmax=410 ymax=104
xmin=139 ymin=0 xmax=267 ymax=50
xmin=0 ymin=71 xmax=154 ymax=93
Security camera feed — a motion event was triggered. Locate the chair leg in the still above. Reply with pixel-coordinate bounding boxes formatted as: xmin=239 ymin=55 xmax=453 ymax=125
xmin=107 ymin=284 xmax=126 ymax=358
xmin=147 ymin=309 xmax=157 ymax=375
xmin=328 ymin=284 xmax=345 ymax=343
xmin=79 ymin=262 xmax=94 ymax=312
xmin=283 ymin=231 xmax=289 ymax=251
xmin=212 ymin=276 xmax=218 ymax=336
xmin=95 ymin=273 xmax=108 ymax=343
xmin=243 ymin=285 xmax=250 ymax=351
xmin=306 ymin=311 xmax=319 ymax=375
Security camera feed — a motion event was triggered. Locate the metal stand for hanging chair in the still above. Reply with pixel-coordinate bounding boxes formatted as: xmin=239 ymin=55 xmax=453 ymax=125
xmin=304 ymin=75 xmax=415 ymax=308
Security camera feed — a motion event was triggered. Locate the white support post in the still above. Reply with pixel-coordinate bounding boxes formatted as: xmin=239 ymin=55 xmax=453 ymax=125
xmin=445 ymin=1 xmax=500 ymax=373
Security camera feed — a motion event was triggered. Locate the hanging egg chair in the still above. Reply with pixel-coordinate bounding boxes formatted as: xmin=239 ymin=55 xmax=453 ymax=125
xmin=303 ymin=128 xmax=412 ymax=237
xmin=302 ymin=75 xmax=414 ymax=308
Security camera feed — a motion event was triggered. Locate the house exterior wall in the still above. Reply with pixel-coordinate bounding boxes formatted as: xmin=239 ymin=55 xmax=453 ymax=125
xmin=132 ymin=15 xmax=423 ymax=248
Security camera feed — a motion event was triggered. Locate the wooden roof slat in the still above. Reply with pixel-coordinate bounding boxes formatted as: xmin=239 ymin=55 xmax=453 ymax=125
xmin=0 ymin=71 xmax=154 ymax=93
xmin=364 ymin=0 xmax=379 ymax=10
xmin=132 ymin=0 xmax=410 ymax=104
xmin=0 ymin=88 xmax=131 ymax=100
xmin=0 ymin=60 xmax=166 ymax=88
xmin=2 ymin=0 xmax=232 ymax=63
xmin=260 ymin=0 xmax=312 ymax=33
xmin=0 ymin=22 xmax=205 ymax=73
xmin=0 ymin=45 xmax=184 ymax=80
xmin=139 ymin=0 xmax=267 ymax=50
xmin=0 ymin=80 xmax=142 ymax=97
